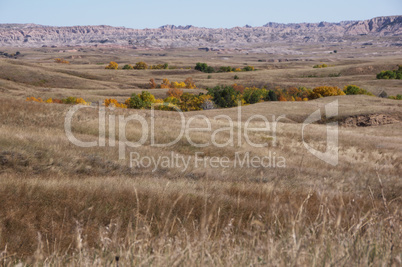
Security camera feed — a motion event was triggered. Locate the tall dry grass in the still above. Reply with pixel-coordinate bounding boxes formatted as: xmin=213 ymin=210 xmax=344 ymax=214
xmin=0 ymin=95 xmax=401 ymax=265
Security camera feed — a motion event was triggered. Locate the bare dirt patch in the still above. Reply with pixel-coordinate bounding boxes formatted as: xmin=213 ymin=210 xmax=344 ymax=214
xmin=341 ymin=114 xmax=399 ymax=127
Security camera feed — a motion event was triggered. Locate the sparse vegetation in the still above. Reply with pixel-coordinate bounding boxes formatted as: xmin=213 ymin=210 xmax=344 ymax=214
xmin=2 ymin=46 xmax=401 ymax=266
xmin=388 ymin=94 xmax=402 ymax=100
xmin=313 ymin=63 xmax=328 ymax=68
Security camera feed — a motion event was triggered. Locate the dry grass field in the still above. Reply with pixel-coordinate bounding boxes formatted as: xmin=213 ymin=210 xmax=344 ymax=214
xmin=0 ymin=46 xmax=401 ymax=266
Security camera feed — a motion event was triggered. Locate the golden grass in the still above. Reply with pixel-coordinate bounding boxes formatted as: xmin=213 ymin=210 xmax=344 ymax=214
xmin=0 ymin=96 xmax=401 ymax=265
xmin=0 ymin=46 xmax=401 ymax=265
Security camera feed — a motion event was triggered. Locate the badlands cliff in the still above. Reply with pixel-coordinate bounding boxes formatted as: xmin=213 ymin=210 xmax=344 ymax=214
xmin=0 ymin=16 xmax=400 ymax=48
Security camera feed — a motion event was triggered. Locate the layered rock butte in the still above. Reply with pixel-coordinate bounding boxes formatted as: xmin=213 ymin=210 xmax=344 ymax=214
xmin=0 ymin=16 xmax=401 ymax=49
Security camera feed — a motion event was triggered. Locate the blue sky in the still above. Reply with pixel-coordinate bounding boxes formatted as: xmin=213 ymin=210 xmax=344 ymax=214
xmin=0 ymin=0 xmax=401 ymax=29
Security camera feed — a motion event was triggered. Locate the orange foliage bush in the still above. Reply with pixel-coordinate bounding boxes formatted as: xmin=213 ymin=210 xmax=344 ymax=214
xmin=26 ymin=97 xmax=43 ymax=102
xmin=160 ymin=78 xmax=171 ymax=89
xmin=184 ymin=78 xmax=196 ymax=89
xmin=54 ymin=58 xmax=70 ymax=64
xmin=53 ymin=99 xmax=64 ymax=104
xmin=232 ymin=84 xmax=245 ymax=93
xmin=167 ymin=87 xmax=183 ymax=99
xmin=104 ymin=99 xmax=127 ymax=109
xmin=149 ymin=78 xmax=157 ymax=89
xmin=278 ymin=95 xmax=287 ymax=101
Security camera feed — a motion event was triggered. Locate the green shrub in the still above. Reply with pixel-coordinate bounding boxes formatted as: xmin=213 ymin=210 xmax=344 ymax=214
xmin=268 ymin=90 xmax=278 ymax=101
xmin=313 ymin=64 xmax=328 ymax=68
xmin=62 ymin=97 xmax=77 ymax=104
xmin=343 ymin=85 xmax=374 ymax=96
xmin=126 ymin=91 xmax=156 ymax=109
xmin=242 ymin=66 xmax=255 ymax=71
xmin=126 ymin=94 xmax=144 ymax=109
xmin=207 ymin=86 xmax=241 ymax=108
xmin=388 ymin=94 xmax=402 ymax=100
xmin=376 ymin=66 xmax=402 ymax=79
xmin=219 ymin=66 xmax=234 ymax=72
xmin=195 ymin=63 xmax=215 ymax=73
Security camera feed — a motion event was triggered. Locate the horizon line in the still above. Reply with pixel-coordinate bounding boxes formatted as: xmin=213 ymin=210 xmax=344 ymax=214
xmin=0 ymin=15 xmax=400 ymax=30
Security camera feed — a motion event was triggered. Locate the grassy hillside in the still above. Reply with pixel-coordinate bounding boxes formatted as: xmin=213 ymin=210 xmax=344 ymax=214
xmin=0 ymin=47 xmax=401 ymax=265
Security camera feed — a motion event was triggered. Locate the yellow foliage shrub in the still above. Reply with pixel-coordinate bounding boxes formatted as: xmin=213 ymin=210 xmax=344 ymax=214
xmin=184 ymin=78 xmax=196 ymax=89
xmin=75 ymin=98 xmax=90 ymax=106
xmin=26 ymin=97 xmax=43 ymax=102
xmin=105 ymin=61 xmax=118 ymax=70
xmin=310 ymin=86 xmax=345 ymax=99
xmin=104 ymin=99 xmax=127 ymax=108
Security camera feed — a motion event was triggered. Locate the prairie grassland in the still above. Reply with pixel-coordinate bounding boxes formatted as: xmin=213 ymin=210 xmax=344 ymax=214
xmin=0 ymin=47 xmax=401 ymax=265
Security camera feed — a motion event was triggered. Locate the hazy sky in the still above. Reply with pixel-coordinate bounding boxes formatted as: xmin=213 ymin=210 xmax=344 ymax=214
xmin=0 ymin=0 xmax=401 ymax=28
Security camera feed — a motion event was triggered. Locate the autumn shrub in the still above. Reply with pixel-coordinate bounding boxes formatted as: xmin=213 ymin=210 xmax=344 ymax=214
xmin=122 ymin=64 xmax=134 ymax=70
xmin=54 ymin=58 xmax=69 ymax=64
xmin=160 ymin=78 xmax=171 ymax=89
xmin=309 ymin=86 xmax=345 ymax=99
xmin=104 ymin=99 xmax=127 ymax=108
xmin=167 ymin=87 xmax=184 ymax=99
xmin=278 ymin=95 xmax=287 ymax=101
xmin=232 ymin=84 xmax=245 ymax=93
xmin=105 ymin=61 xmax=118 ymax=70
xmin=160 ymin=97 xmax=181 ymax=109
xmin=171 ymin=81 xmax=187 ymax=89
xmin=26 ymin=97 xmax=43 ymax=102
xmin=134 ymin=62 xmax=148 ymax=70
xmin=242 ymin=87 xmax=267 ymax=104
xmin=184 ymin=78 xmax=196 ymax=89
xmin=178 ymin=93 xmax=213 ymax=111
xmin=280 ymin=86 xmax=313 ymax=101
xmin=75 ymin=98 xmax=90 ymax=105
xmin=52 ymin=99 xmax=64 ymax=104
xmin=343 ymin=85 xmax=374 ymax=96
xmin=149 ymin=78 xmax=157 ymax=89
